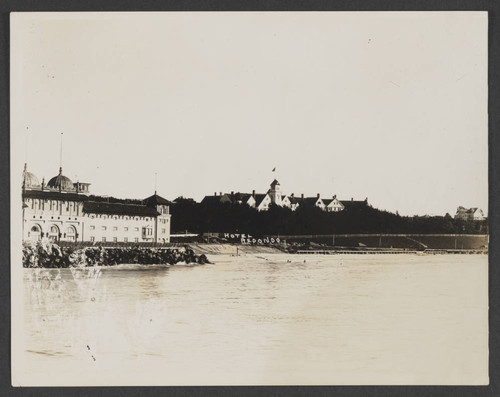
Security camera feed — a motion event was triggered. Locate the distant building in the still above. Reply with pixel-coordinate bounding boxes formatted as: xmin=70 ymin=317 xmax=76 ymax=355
xmin=268 ymin=179 xmax=283 ymax=206
xmin=288 ymin=194 xmax=301 ymax=211
xmin=322 ymin=195 xmax=345 ymax=212
xmin=200 ymin=193 xmax=233 ymax=205
xmin=254 ymin=194 xmax=272 ymax=211
xmin=292 ymin=194 xmax=326 ymax=210
xmin=22 ymin=164 xmax=171 ymax=244
xmin=455 ymin=206 xmax=486 ymax=221
xmin=340 ymin=198 xmax=369 ymax=210
xmin=199 ymin=179 xmax=368 ymax=213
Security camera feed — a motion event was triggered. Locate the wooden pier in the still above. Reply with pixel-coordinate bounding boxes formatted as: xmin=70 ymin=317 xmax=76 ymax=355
xmin=296 ymin=250 xmax=417 ymax=255
xmin=295 ymin=249 xmax=487 ymax=255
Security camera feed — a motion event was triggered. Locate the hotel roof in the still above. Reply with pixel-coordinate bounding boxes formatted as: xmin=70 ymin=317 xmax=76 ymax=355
xmin=143 ymin=193 xmax=172 ymax=207
xmin=83 ymin=201 xmax=159 ymax=217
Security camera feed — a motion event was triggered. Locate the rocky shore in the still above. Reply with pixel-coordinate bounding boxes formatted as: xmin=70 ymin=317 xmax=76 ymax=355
xmin=23 ymin=240 xmax=210 ymax=268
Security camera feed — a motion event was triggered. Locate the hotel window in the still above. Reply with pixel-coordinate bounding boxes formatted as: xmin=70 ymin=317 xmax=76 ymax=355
xmin=90 ymin=237 xmax=95 ymax=242
xmin=113 ymin=237 xmax=117 ymax=242
xmin=134 ymin=238 xmax=139 ymax=242
xmin=124 ymin=237 xmax=128 ymax=243
xmin=102 ymin=237 xmax=106 ymax=242
xmin=102 ymin=226 xmax=107 ymax=231
xmin=113 ymin=226 xmax=118 ymax=231
xmin=124 ymin=227 xmax=129 ymax=231
xmin=90 ymin=226 xmax=95 ymax=230
xmin=162 ymin=229 xmax=166 ymax=234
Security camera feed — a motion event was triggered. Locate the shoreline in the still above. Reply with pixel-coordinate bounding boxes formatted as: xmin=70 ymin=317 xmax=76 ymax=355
xmin=186 ymin=243 xmax=488 ymax=256
xmin=22 ymin=241 xmax=488 ymax=269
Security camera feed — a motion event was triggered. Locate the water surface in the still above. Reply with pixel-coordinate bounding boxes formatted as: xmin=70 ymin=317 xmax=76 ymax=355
xmin=17 ymin=254 xmax=488 ymax=385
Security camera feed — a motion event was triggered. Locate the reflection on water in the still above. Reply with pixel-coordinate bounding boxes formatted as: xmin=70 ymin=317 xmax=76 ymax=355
xmin=18 ymin=254 xmax=488 ymax=386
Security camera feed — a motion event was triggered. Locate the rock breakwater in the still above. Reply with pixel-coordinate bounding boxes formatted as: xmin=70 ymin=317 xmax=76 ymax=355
xmin=23 ymin=240 xmax=210 ymax=268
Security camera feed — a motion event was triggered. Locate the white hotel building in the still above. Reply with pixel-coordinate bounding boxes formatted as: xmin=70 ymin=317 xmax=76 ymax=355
xmin=22 ymin=164 xmax=171 ymax=244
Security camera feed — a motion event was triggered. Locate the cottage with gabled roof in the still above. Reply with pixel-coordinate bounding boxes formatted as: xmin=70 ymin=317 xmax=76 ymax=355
xmin=254 ymin=193 xmax=272 ymax=211
xmin=455 ymin=206 xmax=485 ymax=221
xmin=322 ymin=195 xmax=345 ymax=212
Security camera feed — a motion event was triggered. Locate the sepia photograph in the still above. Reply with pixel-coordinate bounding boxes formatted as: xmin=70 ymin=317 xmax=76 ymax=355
xmin=10 ymin=11 xmax=488 ymax=386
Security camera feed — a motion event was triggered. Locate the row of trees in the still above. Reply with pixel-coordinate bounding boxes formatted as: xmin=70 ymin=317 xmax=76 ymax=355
xmin=170 ymin=199 xmax=488 ymax=235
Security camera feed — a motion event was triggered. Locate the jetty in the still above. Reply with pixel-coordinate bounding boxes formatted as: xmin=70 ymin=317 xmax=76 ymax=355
xmin=295 ymin=249 xmax=487 ymax=255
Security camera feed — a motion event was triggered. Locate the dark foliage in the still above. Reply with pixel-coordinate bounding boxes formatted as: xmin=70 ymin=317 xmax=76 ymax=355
xmin=170 ymin=201 xmax=488 ymax=235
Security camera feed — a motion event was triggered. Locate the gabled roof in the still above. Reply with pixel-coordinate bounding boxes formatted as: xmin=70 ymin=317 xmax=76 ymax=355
xmin=270 ymin=179 xmax=280 ymax=186
xmin=302 ymin=197 xmax=324 ymax=206
xmin=230 ymin=192 xmax=253 ymax=203
xmin=201 ymin=194 xmax=232 ymax=205
xmin=324 ymin=198 xmax=343 ymax=207
xmin=83 ymin=201 xmax=159 ymax=217
xmin=340 ymin=199 xmax=368 ymax=208
xmin=289 ymin=196 xmax=301 ymax=205
xmin=143 ymin=193 xmax=172 ymax=207
xmin=253 ymin=193 xmax=269 ymax=207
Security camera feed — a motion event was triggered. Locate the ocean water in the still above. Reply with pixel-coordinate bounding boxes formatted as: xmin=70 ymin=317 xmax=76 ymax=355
xmin=15 ymin=254 xmax=488 ymax=386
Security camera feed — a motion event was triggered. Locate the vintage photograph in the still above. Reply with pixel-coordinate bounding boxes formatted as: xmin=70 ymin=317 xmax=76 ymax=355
xmin=11 ymin=12 xmax=488 ymax=386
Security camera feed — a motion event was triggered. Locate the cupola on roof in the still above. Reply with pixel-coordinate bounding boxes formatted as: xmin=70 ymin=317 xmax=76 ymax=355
xmin=47 ymin=167 xmax=74 ymax=191
xmin=22 ymin=163 xmax=40 ymax=189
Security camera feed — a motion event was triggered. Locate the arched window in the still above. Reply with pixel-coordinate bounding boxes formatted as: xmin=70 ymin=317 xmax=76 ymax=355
xmin=48 ymin=225 xmax=60 ymax=242
xmin=65 ymin=225 xmax=77 ymax=242
xmin=29 ymin=224 xmax=42 ymax=241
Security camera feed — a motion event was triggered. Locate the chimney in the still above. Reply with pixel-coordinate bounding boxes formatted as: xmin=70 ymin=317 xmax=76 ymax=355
xmin=252 ymin=189 xmax=255 ymax=196
xmin=231 ymin=191 xmax=234 ymax=196
xmin=351 ymin=197 xmax=353 ymax=201
xmin=333 ymin=195 xmax=336 ymax=199
xmin=291 ymin=193 xmax=294 ymax=197
xmin=317 ymin=193 xmax=320 ymax=198
xmin=220 ymin=192 xmax=222 ymax=196
xmin=301 ymin=193 xmax=304 ymax=199
xmin=214 ymin=192 xmax=217 ymax=196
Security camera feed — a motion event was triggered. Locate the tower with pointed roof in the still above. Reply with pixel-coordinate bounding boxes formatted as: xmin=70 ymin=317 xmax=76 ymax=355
xmin=143 ymin=192 xmax=172 ymax=243
xmin=268 ymin=179 xmax=283 ymax=206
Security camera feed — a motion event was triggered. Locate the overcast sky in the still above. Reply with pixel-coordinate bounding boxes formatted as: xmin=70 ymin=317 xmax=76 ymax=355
xmin=11 ymin=12 xmax=488 ymax=216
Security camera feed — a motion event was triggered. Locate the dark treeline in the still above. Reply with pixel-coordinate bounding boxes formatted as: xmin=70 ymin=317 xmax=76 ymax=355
xmin=170 ymin=199 xmax=488 ymax=235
